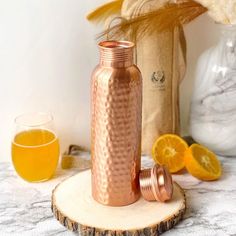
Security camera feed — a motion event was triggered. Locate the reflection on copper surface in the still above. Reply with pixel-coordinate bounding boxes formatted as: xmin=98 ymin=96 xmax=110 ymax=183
xmin=91 ymin=40 xmax=142 ymax=206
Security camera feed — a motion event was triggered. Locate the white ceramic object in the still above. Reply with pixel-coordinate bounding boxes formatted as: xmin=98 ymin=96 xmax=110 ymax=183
xmin=190 ymin=24 xmax=236 ymax=156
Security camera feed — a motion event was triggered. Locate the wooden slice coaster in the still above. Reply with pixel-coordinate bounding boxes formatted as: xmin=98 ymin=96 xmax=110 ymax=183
xmin=52 ymin=170 xmax=186 ymax=235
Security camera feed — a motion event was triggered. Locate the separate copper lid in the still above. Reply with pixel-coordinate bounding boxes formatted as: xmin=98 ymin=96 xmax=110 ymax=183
xmin=139 ymin=165 xmax=173 ymax=202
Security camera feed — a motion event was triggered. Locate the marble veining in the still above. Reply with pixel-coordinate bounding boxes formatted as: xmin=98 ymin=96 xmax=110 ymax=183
xmin=0 ymin=155 xmax=236 ymax=235
xmin=190 ymin=24 xmax=236 ymax=156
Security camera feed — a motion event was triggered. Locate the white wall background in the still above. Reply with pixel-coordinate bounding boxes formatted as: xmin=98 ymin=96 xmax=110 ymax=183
xmin=0 ymin=0 xmax=219 ymax=162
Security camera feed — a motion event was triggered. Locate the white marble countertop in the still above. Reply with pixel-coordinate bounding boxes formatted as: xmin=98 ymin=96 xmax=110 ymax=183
xmin=0 ymin=155 xmax=236 ymax=236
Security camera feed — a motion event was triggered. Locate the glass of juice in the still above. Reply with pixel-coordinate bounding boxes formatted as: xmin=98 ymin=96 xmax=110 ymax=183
xmin=11 ymin=112 xmax=60 ymax=182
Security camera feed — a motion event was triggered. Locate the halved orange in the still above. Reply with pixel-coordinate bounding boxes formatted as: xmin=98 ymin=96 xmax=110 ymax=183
xmin=152 ymin=134 xmax=188 ymax=173
xmin=184 ymin=144 xmax=222 ymax=181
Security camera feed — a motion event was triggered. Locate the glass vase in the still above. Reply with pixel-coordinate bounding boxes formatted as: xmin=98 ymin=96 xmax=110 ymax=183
xmin=190 ymin=24 xmax=236 ymax=156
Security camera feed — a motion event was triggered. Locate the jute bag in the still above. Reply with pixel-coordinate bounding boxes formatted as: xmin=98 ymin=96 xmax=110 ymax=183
xmin=121 ymin=0 xmax=186 ymax=154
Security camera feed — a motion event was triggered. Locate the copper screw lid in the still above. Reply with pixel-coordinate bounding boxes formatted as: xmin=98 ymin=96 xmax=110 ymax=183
xmin=139 ymin=165 xmax=173 ymax=202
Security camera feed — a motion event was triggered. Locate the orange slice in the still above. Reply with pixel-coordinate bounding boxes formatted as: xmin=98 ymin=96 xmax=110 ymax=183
xmin=152 ymin=134 xmax=188 ymax=173
xmin=184 ymin=144 xmax=222 ymax=181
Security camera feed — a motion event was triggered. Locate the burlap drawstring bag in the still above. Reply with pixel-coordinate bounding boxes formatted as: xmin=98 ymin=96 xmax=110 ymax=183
xmin=121 ymin=0 xmax=187 ymax=155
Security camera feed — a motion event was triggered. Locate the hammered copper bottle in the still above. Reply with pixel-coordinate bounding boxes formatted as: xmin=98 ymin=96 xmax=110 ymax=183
xmin=91 ymin=41 xmax=142 ymax=206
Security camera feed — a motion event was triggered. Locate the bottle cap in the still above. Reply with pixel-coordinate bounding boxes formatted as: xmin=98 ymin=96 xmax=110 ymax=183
xmin=139 ymin=164 xmax=173 ymax=202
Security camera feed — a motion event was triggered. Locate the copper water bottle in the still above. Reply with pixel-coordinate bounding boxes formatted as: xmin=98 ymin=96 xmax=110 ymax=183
xmin=91 ymin=41 xmax=142 ymax=206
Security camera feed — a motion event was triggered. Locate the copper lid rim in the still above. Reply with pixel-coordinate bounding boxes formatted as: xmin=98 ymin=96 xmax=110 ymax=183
xmin=151 ymin=166 xmax=162 ymax=202
xmin=163 ymin=165 xmax=173 ymax=199
xmin=139 ymin=164 xmax=173 ymax=203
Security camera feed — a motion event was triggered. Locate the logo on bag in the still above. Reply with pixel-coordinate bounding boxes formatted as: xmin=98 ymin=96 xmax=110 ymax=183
xmin=151 ymin=71 xmax=165 ymax=90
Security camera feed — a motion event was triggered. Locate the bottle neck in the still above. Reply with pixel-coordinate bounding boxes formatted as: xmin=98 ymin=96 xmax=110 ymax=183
xmin=99 ymin=41 xmax=134 ymax=68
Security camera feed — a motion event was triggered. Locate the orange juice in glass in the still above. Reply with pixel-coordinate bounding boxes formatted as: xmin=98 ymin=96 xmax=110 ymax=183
xmin=11 ymin=113 xmax=60 ymax=182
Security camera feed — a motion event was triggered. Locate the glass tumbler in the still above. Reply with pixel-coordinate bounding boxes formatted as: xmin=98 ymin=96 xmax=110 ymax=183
xmin=11 ymin=112 xmax=60 ymax=182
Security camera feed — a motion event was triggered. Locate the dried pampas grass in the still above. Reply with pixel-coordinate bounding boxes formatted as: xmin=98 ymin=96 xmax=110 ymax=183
xmin=87 ymin=0 xmax=124 ymax=24
xmin=98 ymin=1 xmax=207 ymax=40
